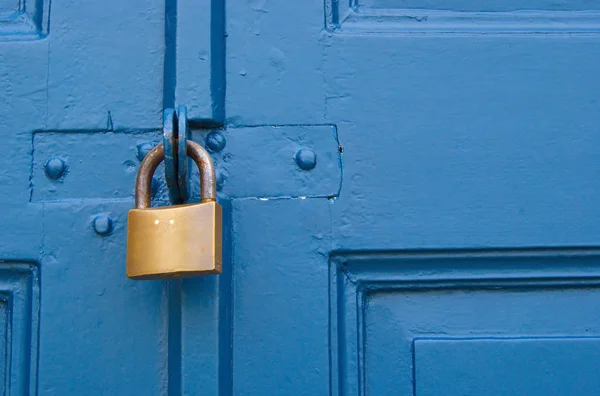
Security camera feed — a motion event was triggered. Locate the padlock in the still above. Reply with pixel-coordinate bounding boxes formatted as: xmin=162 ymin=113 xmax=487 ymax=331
xmin=126 ymin=141 xmax=222 ymax=280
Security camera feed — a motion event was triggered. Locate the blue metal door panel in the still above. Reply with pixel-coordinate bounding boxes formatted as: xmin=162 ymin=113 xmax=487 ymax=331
xmin=2 ymin=0 xmax=600 ymax=394
xmin=0 ymin=0 xmax=170 ymax=394
xmin=222 ymin=0 xmax=600 ymax=395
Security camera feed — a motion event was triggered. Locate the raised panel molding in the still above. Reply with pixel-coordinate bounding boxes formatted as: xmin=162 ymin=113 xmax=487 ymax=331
xmin=325 ymin=0 xmax=600 ymax=33
xmin=0 ymin=261 xmax=40 ymax=395
xmin=0 ymin=0 xmax=50 ymax=40
xmin=330 ymin=249 xmax=600 ymax=396
xmin=362 ymin=0 xmax=600 ymax=12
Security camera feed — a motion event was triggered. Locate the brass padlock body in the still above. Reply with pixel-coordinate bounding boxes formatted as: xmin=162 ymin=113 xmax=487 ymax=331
xmin=127 ymin=202 xmax=222 ymax=279
xmin=126 ymin=141 xmax=222 ymax=280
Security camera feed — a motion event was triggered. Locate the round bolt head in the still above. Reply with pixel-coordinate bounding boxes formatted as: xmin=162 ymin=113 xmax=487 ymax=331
xmin=206 ymin=132 xmax=226 ymax=153
xmin=93 ymin=215 xmax=113 ymax=236
xmin=44 ymin=157 xmax=67 ymax=180
xmin=294 ymin=148 xmax=317 ymax=171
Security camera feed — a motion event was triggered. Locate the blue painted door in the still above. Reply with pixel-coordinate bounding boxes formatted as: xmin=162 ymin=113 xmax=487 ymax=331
xmin=2 ymin=0 xmax=600 ymax=395
xmin=223 ymin=1 xmax=600 ymax=395
xmin=1 ymin=0 xmax=172 ymax=394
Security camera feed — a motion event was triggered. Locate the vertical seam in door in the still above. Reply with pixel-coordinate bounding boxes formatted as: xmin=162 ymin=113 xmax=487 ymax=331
xmin=210 ymin=0 xmax=226 ymax=122
xmin=411 ymin=340 xmax=417 ymax=396
xmin=167 ymin=280 xmax=182 ymax=396
xmin=163 ymin=0 xmax=177 ymax=109
xmin=45 ymin=40 xmax=50 ymax=129
xmin=328 ymin=206 xmax=334 ymax=396
xmin=221 ymin=201 xmax=235 ymax=395
xmin=28 ymin=133 xmax=35 ymax=203
xmin=332 ymin=125 xmax=343 ymax=198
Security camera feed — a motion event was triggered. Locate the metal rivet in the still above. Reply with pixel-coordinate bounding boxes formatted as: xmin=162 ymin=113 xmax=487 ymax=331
xmin=206 ymin=132 xmax=226 ymax=153
xmin=137 ymin=143 xmax=154 ymax=162
xmin=44 ymin=157 xmax=67 ymax=180
xmin=93 ymin=215 xmax=113 ymax=236
xmin=294 ymin=148 xmax=317 ymax=171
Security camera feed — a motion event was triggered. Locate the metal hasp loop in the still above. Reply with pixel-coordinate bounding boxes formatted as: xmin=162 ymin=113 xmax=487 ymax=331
xmin=163 ymin=109 xmax=180 ymax=203
xmin=163 ymin=106 xmax=190 ymax=203
xmin=176 ymin=105 xmax=189 ymax=203
xmin=135 ymin=141 xmax=217 ymax=209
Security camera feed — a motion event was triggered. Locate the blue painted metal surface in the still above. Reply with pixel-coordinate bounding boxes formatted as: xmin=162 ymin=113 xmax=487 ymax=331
xmin=2 ymin=0 xmax=600 ymax=394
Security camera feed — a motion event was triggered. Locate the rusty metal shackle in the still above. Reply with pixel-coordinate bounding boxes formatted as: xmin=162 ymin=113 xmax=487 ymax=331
xmin=135 ymin=141 xmax=216 ymax=209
